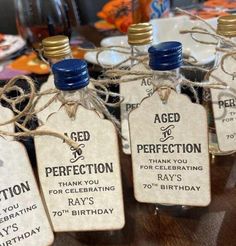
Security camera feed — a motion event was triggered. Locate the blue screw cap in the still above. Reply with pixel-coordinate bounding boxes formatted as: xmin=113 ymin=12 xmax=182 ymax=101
xmin=148 ymin=41 xmax=183 ymax=71
xmin=52 ymin=59 xmax=90 ymax=91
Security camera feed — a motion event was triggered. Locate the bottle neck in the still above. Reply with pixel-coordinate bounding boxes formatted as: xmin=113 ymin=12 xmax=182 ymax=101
xmin=131 ymin=43 xmax=152 ymax=66
xmin=152 ymin=68 xmax=181 ymax=93
xmin=61 ymin=86 xmax=91 ymax=109
xmin=48 ymin=53 xmax=73 ymax=66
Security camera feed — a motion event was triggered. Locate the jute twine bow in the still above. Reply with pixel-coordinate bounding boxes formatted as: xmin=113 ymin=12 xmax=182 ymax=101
xmin=31 ymin=86 xmax=123 ymax=133
xmin=76 ymin=45 xmax=149 ymax=69
xmin=176 ymin=7 xmax=236 ymax=77
xmin=56 ymin=87 xmax=122 ymax=130
xmin=153 ymin=68 xmax=229 ymax=103
xmin=37 ymin=44 xmax=146 ymax=69
xmin=0 ymin=76 xmax=81 ymax=149
xmin=80 ymin=44 xmax=197 ymax=69
xmin=0 ymin=75 xmax=123 ymax=148
xmin=94 ymin=65 xmax=229 ymax=103
xmin=0 ymin=75 xmax=35 ymax=126
xmin=0 ymin=70 xmax=229 ymax=147
xmin=220 ymin=51 xmax=236 ymax=78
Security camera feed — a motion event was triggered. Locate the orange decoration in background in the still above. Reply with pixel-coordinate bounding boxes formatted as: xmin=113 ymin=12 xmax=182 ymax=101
xmin=0 ymin=34 xmax=5 ymax=43
xmin=9 ymin=47 xmax=85 ymax=75
xmin=204 ymin=0 xmax=236 ymax=9
xmin=193 ymin=0 xmax=236 ymax=19
xmin=94 ymin=20 xmax=116 ymax=31
xmin=114 ymin=13 xmax=133 ymax=33
xmin=71 ymin=46 xmax=86 ymax=59
xmin=10 ymin=52 xmax=50 ymax=75
xmin=197 ymin=10 xmax=229 ymax=19
xmin=97 ymin=0 xmax=132 ymax=33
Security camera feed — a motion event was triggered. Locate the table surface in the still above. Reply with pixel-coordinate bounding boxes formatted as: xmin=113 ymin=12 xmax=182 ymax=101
xmin=50 ymin=26 xmax=236 ymax=246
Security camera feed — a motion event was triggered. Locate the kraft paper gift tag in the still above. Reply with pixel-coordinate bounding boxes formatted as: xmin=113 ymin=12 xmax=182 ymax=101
xmin=120 ymin=63 xmax=153 ymax=154
xmin=34 ymin=106 xmax=125 ymax=232
xmin=129 ymin=89 xmax=211 ymax=206
xmin=210 ymin=55 xmax=236 ymax=152
xmin=0 ymin=105 xmax=14 ymax=140
xmin=0 ymin=138 xmax=54 ymax=246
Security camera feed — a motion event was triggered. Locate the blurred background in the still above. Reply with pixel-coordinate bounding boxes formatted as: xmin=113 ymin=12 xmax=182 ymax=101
xmin=0 ymin=0 xmax=207 ymax=35
xmin=0 ymin=0 xmax=234 ymax=80
xmin=0 ymin=0 xmax=107 ymax=34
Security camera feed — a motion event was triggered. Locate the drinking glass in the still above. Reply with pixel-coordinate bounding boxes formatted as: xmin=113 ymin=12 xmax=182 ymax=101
xmin=15 ymin=0 xmax=72 ymax=49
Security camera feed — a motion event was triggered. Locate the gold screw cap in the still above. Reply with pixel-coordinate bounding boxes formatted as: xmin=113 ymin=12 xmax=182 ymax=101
xmin=128 ymin=23 xmax=153 ymax=46
xmin=217 ymin=15 xmax=236 ymax=37
xmin=42 ymin=35 xmax=71 ymax=58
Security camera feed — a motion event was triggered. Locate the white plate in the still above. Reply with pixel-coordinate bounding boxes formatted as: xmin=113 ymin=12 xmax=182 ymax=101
xmin=150 ymin=16 xmax=217 ymax=65
xmin=85 ymin=36 xmax=129 ymax=67
xmin=100 ymin=36 xmax=129 ymax=47
xmin=0 ymin=35 xmax=25 ymax=60
xmin=84 ymin=48 xmax=130 ymax=67
xmin=85 ymin=16 xmax=217 ymax=67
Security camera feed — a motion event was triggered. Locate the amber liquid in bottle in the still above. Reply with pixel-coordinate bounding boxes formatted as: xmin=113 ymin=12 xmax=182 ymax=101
xmin=132 ymin=0 xmax=152 ymax=23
